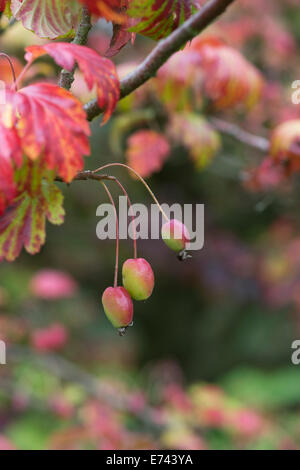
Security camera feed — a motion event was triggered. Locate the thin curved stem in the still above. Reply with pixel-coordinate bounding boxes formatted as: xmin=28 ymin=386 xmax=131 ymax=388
xmin=112 ymin=177 xmax=138 ymax=259
xmin=93 ymin=163 xmax=170 ymax=223
xmin=101 ymin=182 xmax=119 ymax=288
xmin=0 ymin=53 xmax=16 ymax=89
xmin=14 ymin=61 xmax=32 ymax=89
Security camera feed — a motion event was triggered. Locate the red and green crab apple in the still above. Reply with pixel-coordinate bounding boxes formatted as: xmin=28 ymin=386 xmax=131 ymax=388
xmin=122 ymin=258 xmax=155 ymax=301
xmin=161 ymin=219 xmax=190 ymax=252
xmin=102 ymin=287 xmax=133 ymax=331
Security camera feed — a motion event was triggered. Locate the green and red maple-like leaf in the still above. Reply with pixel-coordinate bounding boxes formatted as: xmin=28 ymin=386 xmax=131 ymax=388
xmin=25 ymin=42 xmax=120 ymax=124
xmin=0 ymin=79 xmax=90 ymax=219
xmin=128 ymin=0 xmax=202 ymax=40
xmin=0 ymin=40 xmax=121 ymax=261
xmin=0 ymin=71 xmax=91 ymax=261
xmin=8 ymin=1 xmax=128 ymax=38
xmin=10 ymin=0 xmax=81 ymax=39
xmin=155 ymin=37 xmax=264 ymax=112
xmin=0 ymin=161 xmax=65 ymax=262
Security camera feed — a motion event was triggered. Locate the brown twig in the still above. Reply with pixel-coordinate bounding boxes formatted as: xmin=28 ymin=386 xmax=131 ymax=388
xmin=84 ymin=0 xmax=236 ymax=121
xmin=210 ymin=117 xmax=270 ymax=152
xmin=55 ymin=171 xmax=117 ymax=183
xmin=59 ymin=6 xmax=92 ymax=90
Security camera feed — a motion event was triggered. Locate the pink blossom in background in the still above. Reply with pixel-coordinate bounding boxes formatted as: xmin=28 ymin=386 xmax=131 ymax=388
xmin=31 ymin=324 xmax=68 ymax=352
xmin=30 ymin=269 xmax=78 ymax=300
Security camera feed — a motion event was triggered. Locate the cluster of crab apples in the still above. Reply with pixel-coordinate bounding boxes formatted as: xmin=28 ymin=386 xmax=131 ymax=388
xmin=102 ymin=219 xmax=190 ymax=335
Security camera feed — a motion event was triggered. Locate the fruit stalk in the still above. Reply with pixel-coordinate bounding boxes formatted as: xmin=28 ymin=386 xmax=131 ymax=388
xmin=101 ymin=182 xmax=119 ymax=288
xmin=112 ymin=177 xmax=138 ymax=259
xmin=93 ymin=163 xmax=170 ymax=223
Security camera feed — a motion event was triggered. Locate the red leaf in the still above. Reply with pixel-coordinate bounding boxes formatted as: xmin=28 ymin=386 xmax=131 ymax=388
xmin=244 ymin=157 xmax=287 ymax=192
xmin=190 ymin=37 xmax=264 ymax=109
xmin=0 ymin=0 xmax=7 ymax=11
xmin=106 ymin=19 xmax=136 ymax=58
xmin=0 ymin=157 xmax=17 ymax=216
xmin=270 ymin=120 xmax=300 ymax=173
xmin=156 ymin=36 xmax=264 ymax=111
xmin=25 ymin=42 xmax=120 ymax=124
xmin=126 ymin=130 xmax=170 ymax=178
xmin=0 ymin=93 xmax=23 ymax=215
xmin=15 ymin=83 xmax=90 ymax=182
xmin=80 ymin=0 xmax=126 ymax=23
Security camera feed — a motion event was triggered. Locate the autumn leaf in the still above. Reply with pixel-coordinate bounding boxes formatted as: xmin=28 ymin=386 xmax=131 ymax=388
xmin=100 ymin=0 xmax=136 ymax=58
xmin=0 ymin=0 xmax=9 ymax=12
xmin=0 ymin=161 xmax=65 ymax=262
xmin=106 ymin=24 xmax=133 ymax=57
xmin=79 ymin=0 xmax=126 ymax=23
xmin=15 ymin=82 xmax=90 ymax=182
xmin=156 ymin=49 xmax=203 ymax=110
xmin=10 ymin=0 xmax=81 ymax=39
xmin=126 ymin=130 xmax=170 ymax=178
xmin=153 ymin=36 xmax=264 ymax=113
xmin=25 ymin=42 xmax=120 ymax=124
xmin=128 ymin=0 xmax=202 ymax=40
xmin=189 ymin=37 xmax=264 ymax=110
xmin=0 ymin=89 xmax=22 ymax=215
xmin=244 ymin=157 xmax=286 ymax=192
xmin=270 ymin=120 xmax=300 ymax=173
xmin=0 ymin=122 xmax=22 ymax=215
xmin=168 ymin=113 xmax=221 ymax=169
xmin=106 ymin=10 xmax=136 ymax=58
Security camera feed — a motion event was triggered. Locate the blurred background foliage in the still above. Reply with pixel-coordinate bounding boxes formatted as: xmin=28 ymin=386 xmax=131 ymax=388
xmin=0 ymin=0 xmax=300 ymax=450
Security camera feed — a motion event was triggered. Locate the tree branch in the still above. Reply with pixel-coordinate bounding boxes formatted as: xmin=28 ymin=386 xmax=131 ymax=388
xmin=55 ymin=171 xmax=118 ymax=183
xmin=59 ymin=6 xmax=92 ymax=90
xmin=8 ymin=345 xmax=161 ymax=429
xmin=84 ymin=0 xmax=236 ymax=121
xmin=56 ymin=117 xmax=270 ymax=186
xmin=210 ymin=117 xmax=270 ymax=152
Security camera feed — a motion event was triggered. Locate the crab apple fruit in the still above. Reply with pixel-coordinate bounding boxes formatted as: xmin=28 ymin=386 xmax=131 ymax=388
xmin=102 ymin=287 xmax=133 ymax=329
xmin=122 ymin=258 xmax=155 ymax=301
xmin=161 ymin=219 xmax=190 ymax=252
